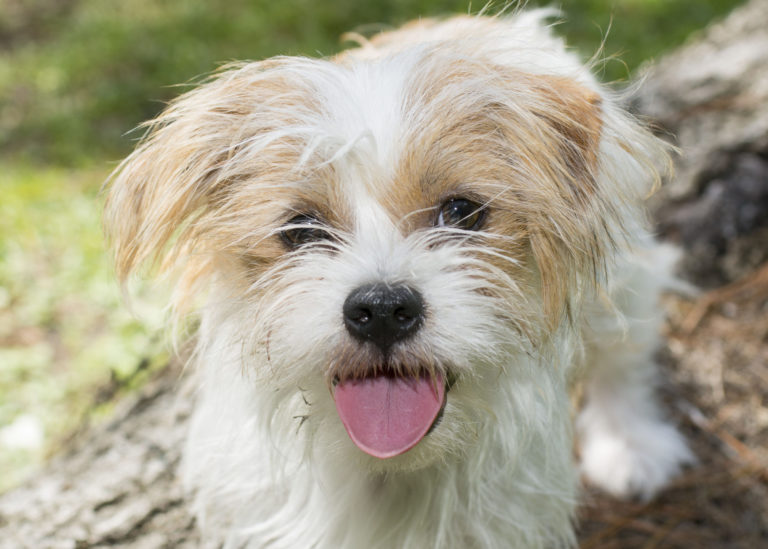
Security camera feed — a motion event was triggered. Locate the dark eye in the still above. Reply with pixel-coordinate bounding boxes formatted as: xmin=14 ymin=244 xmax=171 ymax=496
xmin=280 ymin=215 xmax=333 ymax=249
xmin=436 ymin=198 xmax=485 ymax=230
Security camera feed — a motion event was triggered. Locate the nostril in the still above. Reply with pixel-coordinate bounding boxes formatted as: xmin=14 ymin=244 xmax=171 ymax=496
xmin=393 ymin=307 xmax=416 ymax=325
xmin=351 ymin=307 xmax=372 ymax=324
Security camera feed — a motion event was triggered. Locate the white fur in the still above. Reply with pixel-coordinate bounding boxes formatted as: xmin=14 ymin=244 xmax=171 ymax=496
xmin=578 ymin=241 xmax=694 ymax=500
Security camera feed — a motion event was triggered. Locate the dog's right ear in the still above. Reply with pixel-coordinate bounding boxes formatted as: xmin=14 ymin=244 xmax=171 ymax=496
xmin=103 ymin=59 xmax=314 ymax=284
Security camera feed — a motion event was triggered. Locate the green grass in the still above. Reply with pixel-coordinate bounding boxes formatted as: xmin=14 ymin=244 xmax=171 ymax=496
xmin=0 ymin=163 xmax=167 ymax=490
xmin=0 ymin=0 xmax=744 ymax=491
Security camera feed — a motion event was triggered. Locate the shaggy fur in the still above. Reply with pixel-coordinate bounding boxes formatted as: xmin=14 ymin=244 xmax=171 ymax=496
xmin=105 ymin=11 xmax=692 ymax=549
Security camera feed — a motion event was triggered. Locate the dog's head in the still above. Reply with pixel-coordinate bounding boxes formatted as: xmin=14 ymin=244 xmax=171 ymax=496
xmin=105 ymin=15 xmax=667 ymax=471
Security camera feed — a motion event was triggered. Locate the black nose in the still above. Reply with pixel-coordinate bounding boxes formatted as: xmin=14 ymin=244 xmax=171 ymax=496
xmin=343 ymin=283 xmax=425 ymax=353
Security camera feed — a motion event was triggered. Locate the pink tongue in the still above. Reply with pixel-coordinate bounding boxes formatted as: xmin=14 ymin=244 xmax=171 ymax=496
xmin=334 ymin=373 xmax=445 ymax=459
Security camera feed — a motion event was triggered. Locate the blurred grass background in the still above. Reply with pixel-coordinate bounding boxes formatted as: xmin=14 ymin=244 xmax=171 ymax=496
xmin=0 ymin=0 xmax=743 ymax=491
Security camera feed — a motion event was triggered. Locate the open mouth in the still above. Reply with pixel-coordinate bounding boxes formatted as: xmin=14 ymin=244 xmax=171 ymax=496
xmin=333 ymin=370 xmax=447 ymax=459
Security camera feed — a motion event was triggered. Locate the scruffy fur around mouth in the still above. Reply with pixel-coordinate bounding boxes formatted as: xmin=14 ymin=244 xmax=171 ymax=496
xmin=105 ymin=9 xmax=693 ymax=549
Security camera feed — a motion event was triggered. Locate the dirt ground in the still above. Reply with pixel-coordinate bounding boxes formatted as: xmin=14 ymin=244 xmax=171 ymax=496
xmin=578 ymin=264 xmax=768 ymax=548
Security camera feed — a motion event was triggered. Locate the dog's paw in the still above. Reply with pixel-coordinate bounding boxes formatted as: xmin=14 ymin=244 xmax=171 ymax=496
xmin=578 ymin=414 xmax=694 ymax=500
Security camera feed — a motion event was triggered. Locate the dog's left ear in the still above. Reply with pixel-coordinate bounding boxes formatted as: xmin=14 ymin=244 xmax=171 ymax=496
xmin=517 ymin=73 xmax=666 ymax=326
xmin=522 ymin=74 xmax=604 ymax=324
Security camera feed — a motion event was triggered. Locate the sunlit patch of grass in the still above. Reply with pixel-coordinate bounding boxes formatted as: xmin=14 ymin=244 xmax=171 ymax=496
xmin=0 ymin=163 xmax=166 ymax=491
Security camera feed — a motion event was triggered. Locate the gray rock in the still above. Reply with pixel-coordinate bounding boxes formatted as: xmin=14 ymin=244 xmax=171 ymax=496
xmin=634 ymin=0 xmax=768 ymax=286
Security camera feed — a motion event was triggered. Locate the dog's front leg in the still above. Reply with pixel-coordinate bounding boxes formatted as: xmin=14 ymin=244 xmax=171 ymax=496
xmin=577 ymin=243 xmax=693 ymax=500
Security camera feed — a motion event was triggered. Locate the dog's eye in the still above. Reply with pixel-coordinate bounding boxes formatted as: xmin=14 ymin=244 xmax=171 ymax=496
xmin=436 ymin=198 xmax=485 ymax=230
xmin=280 ymin=215 xmax=333 ymax=249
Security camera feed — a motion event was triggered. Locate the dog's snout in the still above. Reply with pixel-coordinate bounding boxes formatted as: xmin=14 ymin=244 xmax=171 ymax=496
xmin=343 ymin=283 xmax=424 ymax=352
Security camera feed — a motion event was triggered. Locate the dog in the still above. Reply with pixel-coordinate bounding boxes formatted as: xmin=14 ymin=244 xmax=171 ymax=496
xmin=105 ymin=10 xmax=693 ymax=548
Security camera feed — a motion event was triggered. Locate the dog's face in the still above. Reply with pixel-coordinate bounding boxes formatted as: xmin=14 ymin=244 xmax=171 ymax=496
xmin=105 ymin=17 xmax=662 ymax=472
